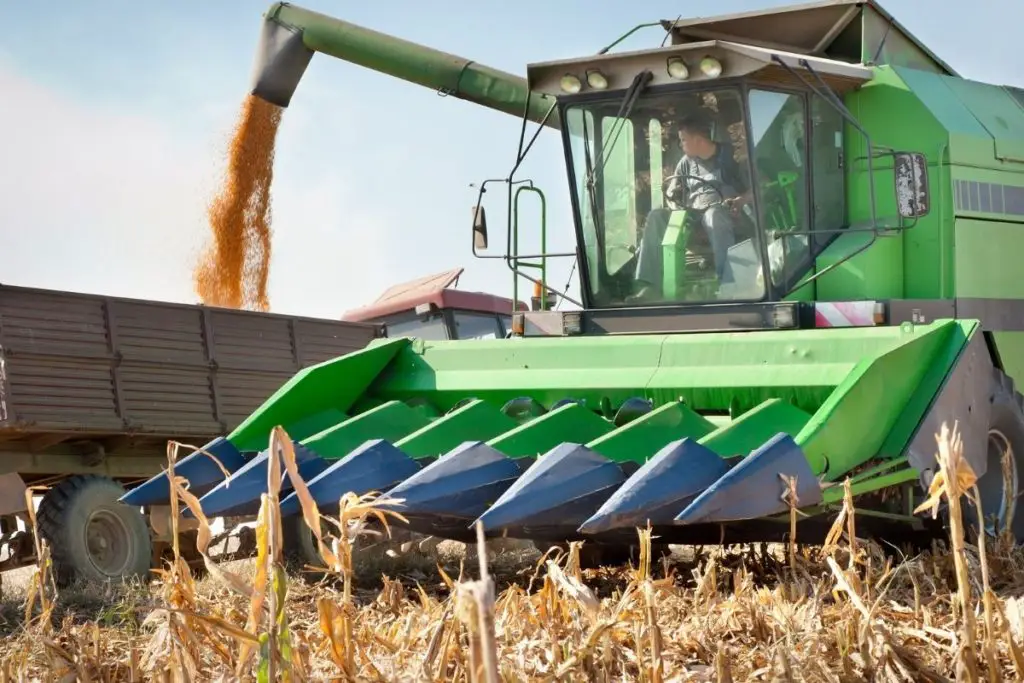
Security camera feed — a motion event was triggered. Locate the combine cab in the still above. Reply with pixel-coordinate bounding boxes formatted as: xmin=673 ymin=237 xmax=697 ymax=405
xmin=124 ymin=0 xmax=1024 ymax=565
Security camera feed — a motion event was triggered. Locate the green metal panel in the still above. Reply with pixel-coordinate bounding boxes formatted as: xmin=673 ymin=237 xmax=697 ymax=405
xmin=879 ymin=320 xmax=977 ymax=458
xmin=661 ymin=211 xmax=690 ymax=301
xmin=857 ymin=68 xmax=955 ymax=299
xmin=991 ymin=332 xmax=1024 ymax=391
xmin=253 ymin=3 xmax=557 ymax=125
xmin=828 ymin=66 xmax=962 ymax=300
xmin=204 ymin=319 xmax=966 ymax=529
xmin=364 ymin=321 xmax=958 ymax=423
xmin=395 ymin=399 xmax=518 ymax=458
xmin=228 ymin=336 xmax=409 ymax=451
xmin=913 ymin=159 xmax=956 ymax=300
xmin=1006 ymin=87 xmax=1024 ymax=111
xmin=587 ymin=401 xmax=715 ymax=463
xmin=302 ymin=400 xmax=430 ymax=458
xmin=487 ymin=403 xmax=612 ymax=457
xmin=204 ymin=318 xmax=965 ymax=501
xmin=152 ymin=314 xmax=975 ymax=540
xmin=700 ymin=399 xmax=810 ymax=458
xmin=782 ymin=277 xmax=815 ymax=303
xmin=953 ymin=218 xmax=1024 ymax=298
xmin=894 ymin=67 xmax=1001 ymax=169
xmin=281 ymin=408 xmax=348 ymax=442
xmin=942 ymin=78 xmax=1024 ymax=163
xmin=814 ymin=231 xmax=903 ymax=301
xmin=796 ymin=319 xmax=958 ymax=477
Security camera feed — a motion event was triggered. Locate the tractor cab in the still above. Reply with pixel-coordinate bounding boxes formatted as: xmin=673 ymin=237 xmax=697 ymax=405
xmin=341 ymin=267 xmax=529 ymax=340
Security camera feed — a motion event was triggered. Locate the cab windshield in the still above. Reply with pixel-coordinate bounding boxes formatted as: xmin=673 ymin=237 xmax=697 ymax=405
xmin=564 ymin=85 xmax=819 ymax=308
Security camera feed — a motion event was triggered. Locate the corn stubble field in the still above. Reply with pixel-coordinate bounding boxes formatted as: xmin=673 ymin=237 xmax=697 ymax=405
xmin=0 ymin=423 xmax=1023 ymax=681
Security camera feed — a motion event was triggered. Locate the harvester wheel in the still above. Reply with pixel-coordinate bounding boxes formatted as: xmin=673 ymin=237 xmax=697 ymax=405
xmin=282 ymin=514 xmax=327 ymax=575
xmin=970 ymin=368 xmax=1024 ymax=542
xmin=36 ymin=475 xmax=152 ymax=588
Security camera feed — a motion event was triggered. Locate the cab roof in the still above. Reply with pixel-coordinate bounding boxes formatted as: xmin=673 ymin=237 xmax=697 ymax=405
xmin=341 ymin=267 xmax=528 ymax=322
xmin=660 ymin=0 xmax=956 ymax=76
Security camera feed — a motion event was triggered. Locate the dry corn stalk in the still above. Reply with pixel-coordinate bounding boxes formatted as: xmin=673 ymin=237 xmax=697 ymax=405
xmin=10 ymin=420 xmax=1024 ymax=679
xmin=23 ymin=485 xmax=54 ymax=633
xmin=914 ymin=421 xmax=980 ymax=680
xmin=454 ymin=522 xmax=499 ymax=683
xmin=142 ymin=441 xmax=259 ymax=680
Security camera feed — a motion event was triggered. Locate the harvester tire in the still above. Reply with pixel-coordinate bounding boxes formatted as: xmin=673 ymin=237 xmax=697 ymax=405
xmin=282 ymin=515 xmax=408 ymax=581
xmin=282 ymin=514 xmax=325 ymax=576
xmin=969 ymin=367 xmax=1024 ymax=542
xmin=36 ymin=475 xmax=152 ymax=588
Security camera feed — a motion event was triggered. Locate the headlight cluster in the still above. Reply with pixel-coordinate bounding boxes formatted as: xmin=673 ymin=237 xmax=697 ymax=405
xmin=559 ymin=70 xmax=610 ymax=94
xmin=557 ymin=55 xmax=724 ymax=94
xmin=666 ymin=55 xmax=723 ymax=80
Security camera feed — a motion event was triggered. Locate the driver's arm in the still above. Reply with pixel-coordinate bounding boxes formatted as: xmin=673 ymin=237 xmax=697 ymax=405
xmin=666 ymin=157 xmax=689 ymax=205
xmin=722 ymin=152 xmax=754 ymax=209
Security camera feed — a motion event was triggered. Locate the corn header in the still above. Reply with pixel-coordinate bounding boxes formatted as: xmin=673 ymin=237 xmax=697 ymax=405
xmin=123 ymin=0 xmax=1024 ymax=565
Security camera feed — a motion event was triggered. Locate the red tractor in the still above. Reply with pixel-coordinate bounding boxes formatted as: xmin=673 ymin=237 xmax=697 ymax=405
xmin=341 ymin=267 xmax=549 ymax=340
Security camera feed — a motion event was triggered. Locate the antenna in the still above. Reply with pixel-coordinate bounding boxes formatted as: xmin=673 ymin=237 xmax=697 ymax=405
xmin=661 ymin=15 xmax=681 ymax=47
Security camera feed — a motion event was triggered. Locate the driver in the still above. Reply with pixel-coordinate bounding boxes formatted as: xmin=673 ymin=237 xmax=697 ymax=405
xmin=630 ymin=113 xmax=752 ymax=301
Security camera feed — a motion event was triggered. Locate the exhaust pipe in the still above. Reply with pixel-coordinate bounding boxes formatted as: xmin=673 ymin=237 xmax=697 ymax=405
xmin=250 ymin=2 xmax=559 ymax=127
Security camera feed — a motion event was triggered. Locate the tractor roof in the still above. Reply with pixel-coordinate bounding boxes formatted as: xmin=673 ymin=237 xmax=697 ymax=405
xmin=661 ymin=0 xmax=956 ymax=76
xmin=341 ymin=267 xmax=528 ymax=322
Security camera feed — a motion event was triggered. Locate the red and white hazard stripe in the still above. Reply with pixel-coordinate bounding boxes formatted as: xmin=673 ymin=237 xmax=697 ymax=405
xmin=814 ymin=301 xmax=881 ymax=327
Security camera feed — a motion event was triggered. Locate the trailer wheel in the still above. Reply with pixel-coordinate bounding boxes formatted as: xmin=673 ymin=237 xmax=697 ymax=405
xmin=970 ymin=368 xmax=1024 ymax=542
xmin=36 ymin=475 xmax=152 ymax=587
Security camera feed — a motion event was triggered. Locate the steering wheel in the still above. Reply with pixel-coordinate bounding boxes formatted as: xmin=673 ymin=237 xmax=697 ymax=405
xmin=662 ymin=173 xmax=725 ymax=210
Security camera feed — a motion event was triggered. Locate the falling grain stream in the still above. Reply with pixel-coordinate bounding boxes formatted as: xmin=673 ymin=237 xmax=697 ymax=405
xmin=194 ymin=95 xmax=283 ymax=311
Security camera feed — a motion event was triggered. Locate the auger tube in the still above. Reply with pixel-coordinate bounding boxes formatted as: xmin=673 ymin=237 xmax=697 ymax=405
xmin=251 ymin=2 xmax=559 ymax=128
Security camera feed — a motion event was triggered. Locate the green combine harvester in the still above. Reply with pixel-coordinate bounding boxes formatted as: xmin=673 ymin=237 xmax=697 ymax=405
xmin=124 ymin=0 xmax=1024 ymax=562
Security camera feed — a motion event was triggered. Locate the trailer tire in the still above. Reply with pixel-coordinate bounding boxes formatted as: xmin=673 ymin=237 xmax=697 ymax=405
xmin=970 ymin=368 xmax=1024 ymax=542
xmin=36 ymin=475 xmax=152 ymax=588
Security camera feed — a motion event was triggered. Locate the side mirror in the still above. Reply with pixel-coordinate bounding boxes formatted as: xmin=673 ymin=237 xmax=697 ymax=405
xmin=472 ymin=205 xmax=489 ymax=250
xmin=894 ymin=152 xmax=930 ymax=218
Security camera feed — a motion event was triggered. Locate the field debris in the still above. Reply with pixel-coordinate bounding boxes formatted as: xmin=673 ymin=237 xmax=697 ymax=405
xmin=1 ymin=421 xmax=1024 ymax=680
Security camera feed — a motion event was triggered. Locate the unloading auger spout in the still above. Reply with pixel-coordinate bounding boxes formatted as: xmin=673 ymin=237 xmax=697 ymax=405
xmin=250 ymin=2 xmax=559 ymax=127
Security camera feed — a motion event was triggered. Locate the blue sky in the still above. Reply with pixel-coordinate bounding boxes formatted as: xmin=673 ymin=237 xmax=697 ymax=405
xmin=1 ymin=1 xmax=1020 ymax=319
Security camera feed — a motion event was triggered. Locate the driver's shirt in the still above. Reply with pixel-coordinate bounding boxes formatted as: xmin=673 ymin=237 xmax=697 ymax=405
xmin=670 ymin=144 xmax=747 ymax=212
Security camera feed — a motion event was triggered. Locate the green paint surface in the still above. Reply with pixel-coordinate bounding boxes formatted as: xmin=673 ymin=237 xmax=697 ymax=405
xmin=221 ymin=321 xmax=964 ymax=490
xmin=302 ymin=400 xmax=430 ymax=458
xmin=488 ymin=403 xmax=613 ymax=457
xmin=267 ymin=2 xmax=557 ymax=126
xmin=587 ymin=401 xmax=715 ymax=463
xmin=228 ymin=337 xmax=409 ymax=451
xmin=395 ymin=399 xmax=518 ymax=458
xmin=701 ymin=399 xmax=811 ymax=458
xmin=954 ymin=219 xmax=1024 ymax=298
